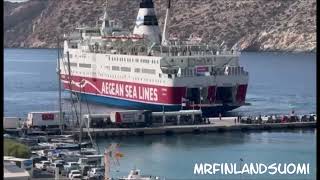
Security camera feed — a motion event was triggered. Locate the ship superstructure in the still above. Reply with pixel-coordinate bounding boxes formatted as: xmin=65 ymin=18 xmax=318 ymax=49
xmin=59 ymin=0 xmax=249 ymax=117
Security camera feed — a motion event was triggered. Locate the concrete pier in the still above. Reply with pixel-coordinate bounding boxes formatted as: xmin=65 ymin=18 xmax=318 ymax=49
xmin=67 ymin=118 xmax=317 ymax=138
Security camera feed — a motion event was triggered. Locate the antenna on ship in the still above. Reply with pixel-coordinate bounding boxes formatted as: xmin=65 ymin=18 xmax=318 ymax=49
xmin=161 ymin=0 xmax=171 ymax=46
xmin=100 ymin=0 xmax=109 ymax=36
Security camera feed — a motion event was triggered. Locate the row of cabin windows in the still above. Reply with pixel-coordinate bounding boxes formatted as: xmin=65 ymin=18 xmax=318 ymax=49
xmin=111 ymin=66 xmax=156 ymax=75
xmin=64 ymin=54 xmax=87 ymax=59
xmin=99 ymin=74 xmax=165 ymax=84
xmin=65 ymin=54 xmax=162 ymax=65
xmin=63 ymin=62 xmax=77 ymax=67
xmin=66 ymin=65 xmax=156 ymax=75
xmin=69 ymin=70 xmax=162 ymax=79
xmin=69 ymin=70 xmax=165 ymax=84
xmin=110 ymin=57 xmax=159 ymax=64
xmin=85 ymin=30 xmax=100 ymax=34
xmin=63 ymin=62 xmax=91 ymax=68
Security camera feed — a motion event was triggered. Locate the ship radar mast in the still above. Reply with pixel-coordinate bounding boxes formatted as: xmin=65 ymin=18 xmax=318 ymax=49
xmin=100 ymin=0 xmax=109 ymax=36
xmin=161 ymin=0 xmax=171 ymax=46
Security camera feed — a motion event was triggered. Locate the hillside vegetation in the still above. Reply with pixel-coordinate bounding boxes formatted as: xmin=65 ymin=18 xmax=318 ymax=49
xmin=4 ymin=0 xmax=316 ymax=52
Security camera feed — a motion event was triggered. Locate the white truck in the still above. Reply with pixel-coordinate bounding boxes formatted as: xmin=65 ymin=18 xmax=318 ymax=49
xmin=3 ymin=117 xmax=22 ymax=129
xmin=26 ymin=111 xmax=65 ymax=128
xmin=88 ymin=168 xmax=104 ymax=178
xmin=35 ymin=160 xmax=51 ymax=170
xmin=110 ymin=110 xmax=152 ymax=127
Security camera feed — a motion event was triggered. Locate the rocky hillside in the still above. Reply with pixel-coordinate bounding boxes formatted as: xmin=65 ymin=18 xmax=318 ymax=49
xmin=4 ymin=0 xmax=316 ymax=52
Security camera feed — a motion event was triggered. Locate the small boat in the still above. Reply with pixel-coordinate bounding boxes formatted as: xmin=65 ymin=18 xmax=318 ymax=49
xmin=104 ymin=144 xmax=163 ymax=180
xmin=118 ymin=169 xmax=161 ymax=180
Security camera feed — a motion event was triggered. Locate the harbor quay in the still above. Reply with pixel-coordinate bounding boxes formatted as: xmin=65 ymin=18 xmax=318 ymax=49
xmin=70 ymin=118 xmax=317 ymax=139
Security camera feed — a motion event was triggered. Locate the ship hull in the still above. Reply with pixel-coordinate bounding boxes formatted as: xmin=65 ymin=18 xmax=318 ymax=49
xmin=68 ymin=91 xmax=240 ymax=117
xmin=61 ymin=74 xmax=245 ymax=117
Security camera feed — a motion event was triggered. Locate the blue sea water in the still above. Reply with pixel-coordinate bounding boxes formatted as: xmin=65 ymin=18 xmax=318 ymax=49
xmin=3 ymin=49 xmax=317 ymax=179
xmin=4 ymin=49 xmax=316 ymax=116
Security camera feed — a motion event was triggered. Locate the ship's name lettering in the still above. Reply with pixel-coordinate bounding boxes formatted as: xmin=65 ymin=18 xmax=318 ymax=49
xmin=101 ymin=82 xmax=158 ymax=102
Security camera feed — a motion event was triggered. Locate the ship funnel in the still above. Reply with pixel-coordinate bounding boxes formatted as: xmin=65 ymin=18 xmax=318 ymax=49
xmin=133 ymin=0 xmax=161 ymax=44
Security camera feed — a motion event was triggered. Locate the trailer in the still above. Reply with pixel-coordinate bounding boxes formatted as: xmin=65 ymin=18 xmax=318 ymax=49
xmin=26 ymin=111 xmax=65 ymax=129
xmin=3 ymin=117 xmax=22 ymax=129
xmin=83 ymin=114 xmax=111 ymax=128
xmin=110 ymin=110 xmax=152 ymax=127
xmin=152 ymin=110 xmax=203 ymax=125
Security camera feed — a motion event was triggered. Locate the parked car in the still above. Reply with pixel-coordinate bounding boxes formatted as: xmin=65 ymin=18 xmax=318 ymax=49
xmin=31 ymin=155 xmax=47 ymax=167
xmin=81 ymin=165 xmax=93 ymax=176
xmin=35 ymin=160 xmax=51 ymax=170
xmin=68 ymin=170 xmax=82 ymax=179
xmin=301 ymin=115 xmax=309 ymax=122
xmin=310 ymin=114 xmax=316 ymax=120
xmin=53 ymin=160 xmax=65 ymax=165
xmin=309 ymin=114 xmax=316 ymax=121
xmin=240 ymin=116 xmax=250 ymax=124
xmin=47 ymin=163 xmax=64 ymax=174
xmin=261 ymin=116 xmax=269 ymax=124
xmin=281 ymin=115 xmax=289 ymax=123
xmin=289 ymin=115 xmax=299 ymax=122
xmin=62 ymin=162 xmax=80 ymax=176
xmin=88 ymin=167 xmax=104 ymax=179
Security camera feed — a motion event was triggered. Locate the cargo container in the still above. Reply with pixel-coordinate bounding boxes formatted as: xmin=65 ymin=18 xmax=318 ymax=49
xmin=26 ymin=111 xmax=65 ymax=128
xmin=3 ymin=117 xmax=22 ymax=129
xmin=110 ymin=110 xmax=152 ymax=127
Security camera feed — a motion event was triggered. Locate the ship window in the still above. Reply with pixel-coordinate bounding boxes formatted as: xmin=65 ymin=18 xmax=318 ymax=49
xmin=121 ymin=67 xmax=131 ymax=72
xmin=63 ymin=62 xmax=77 ymax=67
xmin=112 ymin=66 xmax=120 ymax=71
xmin=142 ymin=68 xmax=156 ymax=74
xmin=134 ymin=68 xmax=140 ymax=73
xmin=79 ymin=63 xmax=91 ymax=68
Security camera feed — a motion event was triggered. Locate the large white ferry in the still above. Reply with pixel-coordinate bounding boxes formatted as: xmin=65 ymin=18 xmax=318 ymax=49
xmin=58 ymin=0 xmax=249 ymax=117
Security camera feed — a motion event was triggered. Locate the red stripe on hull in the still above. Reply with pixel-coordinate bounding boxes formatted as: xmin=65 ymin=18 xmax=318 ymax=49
xmin=236 ymin=84 xmax=248 ymax=104
xmin=61 ymin=75 xmax=186 ymax=104
xmin=61 ymin=75 xmax=248 ymax=106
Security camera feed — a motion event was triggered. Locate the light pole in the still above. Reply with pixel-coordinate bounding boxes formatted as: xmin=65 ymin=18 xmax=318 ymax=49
xmin=162 ymin=104 xmax=165 ymax=126
xmin=57 ymin=37 xmax=63 ymax=135
xmin=79 ymin=79 xmax=85 ymax=152
xmin=199 ymin=87 xmax=202 ymax=111
xmin=240 ymin=158 xmax=243 ymax=180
